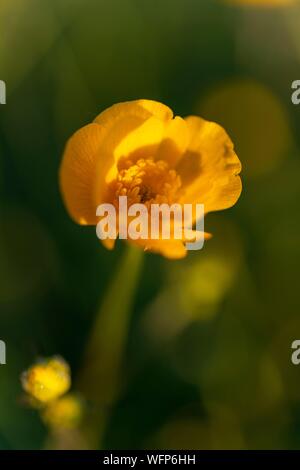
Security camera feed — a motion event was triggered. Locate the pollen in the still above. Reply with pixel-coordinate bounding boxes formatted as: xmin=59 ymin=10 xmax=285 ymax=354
xmin=110 ymin=158 xmax=182 ymax=208
xmin=21 ymin=356 xmax=71 ymax=404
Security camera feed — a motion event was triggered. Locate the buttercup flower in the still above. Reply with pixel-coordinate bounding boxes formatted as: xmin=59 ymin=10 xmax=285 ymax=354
xmin=60 ymin=100 xmax=241 ymax=259
xmin=21 ymin=356 xmax=71 ymax=404
xmin=41 ymin=394 xmax=83 ymax=429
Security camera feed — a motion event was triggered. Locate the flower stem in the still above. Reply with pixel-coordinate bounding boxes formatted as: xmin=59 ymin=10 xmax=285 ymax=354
xmin=77 ymin=244 xmax=144 ymax=448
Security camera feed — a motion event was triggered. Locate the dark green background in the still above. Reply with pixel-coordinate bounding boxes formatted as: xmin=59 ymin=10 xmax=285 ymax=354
xmin=1 ymin=0 xmax=300 ymax=449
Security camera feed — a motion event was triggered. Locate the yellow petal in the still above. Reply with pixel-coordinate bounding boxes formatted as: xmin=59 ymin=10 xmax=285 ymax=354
xmin=155 ymin=116 xmax=189 ymax=166
xmin=93 ymin=99 xmax=173 ymax=128
xmin=59 ymin=123 xmax=104 ymax=225
xmin=60 ymin=100 xmax=174 ymax=225
xmin=183 ymin=230 xmax=212 ymax=243
xmin=91 ymin=101 xmax=173 ymax=206
xmin=100 ymin=238 xmax=116 ymax=250
xmin=112 ymin=116 xmax=167 ymax=163
xmin=144 ymin=239 xmax=187 ymax=260
xmin=177 ymin=116 xmax=242 ymax=214
xmin=94 ymin=115 xmax=168 ymax=205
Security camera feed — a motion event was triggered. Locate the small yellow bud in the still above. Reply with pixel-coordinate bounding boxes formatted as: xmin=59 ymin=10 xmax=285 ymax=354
xmin=41 ymin=394 xmax=83 ymax=429
xmin=21 ymin=356 xmax=71 ymax=404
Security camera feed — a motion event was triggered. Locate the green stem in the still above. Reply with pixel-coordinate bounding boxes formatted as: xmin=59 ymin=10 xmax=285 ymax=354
xmin=77 ymin=244 xmax=144 ymax=448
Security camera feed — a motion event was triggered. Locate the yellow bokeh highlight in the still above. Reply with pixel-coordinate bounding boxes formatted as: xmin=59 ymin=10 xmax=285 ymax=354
xmin=224 ymin=0 xmax=295 ymax=6
xmin=42 ymin=394 xmax=83 ymax=430
xmin=199 ymin=79 xmax=292 ymax=178
xmin=142 ymin=217 xmax=243 ymax=345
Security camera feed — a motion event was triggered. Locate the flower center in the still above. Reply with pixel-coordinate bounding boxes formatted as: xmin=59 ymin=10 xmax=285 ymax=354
xmin=110 ymin=158 xmax=182 ymax=208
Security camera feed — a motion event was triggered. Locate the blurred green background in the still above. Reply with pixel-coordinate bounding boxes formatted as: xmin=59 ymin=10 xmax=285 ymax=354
xmin=1 ymin=0 xmax=300 ymax=450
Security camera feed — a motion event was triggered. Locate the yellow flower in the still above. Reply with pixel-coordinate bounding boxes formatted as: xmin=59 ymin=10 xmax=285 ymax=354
xmin=21 ymin=356 xmax=71 ymax=404
xmin=41 ymin=394 xmax=83 ymax=429
xmin=60 ymin=100 xmax=241 ymax=259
